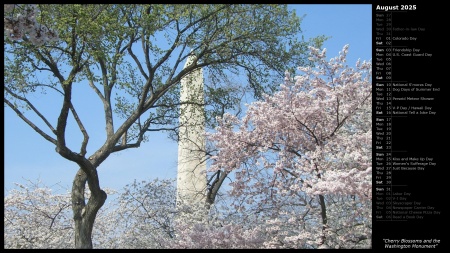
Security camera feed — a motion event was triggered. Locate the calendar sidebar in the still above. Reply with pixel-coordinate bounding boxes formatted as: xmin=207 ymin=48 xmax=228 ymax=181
xmin=372 ymin=2 xmax=444 ymax=250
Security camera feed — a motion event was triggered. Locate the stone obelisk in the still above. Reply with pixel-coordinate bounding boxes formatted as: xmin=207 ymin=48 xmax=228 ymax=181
xmin=177 ymin=52 xmax=206 ymax=214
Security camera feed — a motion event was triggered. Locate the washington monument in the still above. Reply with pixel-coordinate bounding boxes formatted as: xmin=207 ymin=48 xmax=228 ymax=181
xmin=177 ymin=52 xmax=207 ymax=209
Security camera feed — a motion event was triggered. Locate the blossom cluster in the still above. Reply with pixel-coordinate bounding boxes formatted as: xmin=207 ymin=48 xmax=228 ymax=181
xmin=209 ymin=44 xmax=372 ymax=199
xmin=4 ymin=4 xmax=58 ymax=46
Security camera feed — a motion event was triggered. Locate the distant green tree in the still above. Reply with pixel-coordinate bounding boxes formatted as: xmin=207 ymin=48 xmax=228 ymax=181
xmin=4 ymin=4 xmax=325 ymax=248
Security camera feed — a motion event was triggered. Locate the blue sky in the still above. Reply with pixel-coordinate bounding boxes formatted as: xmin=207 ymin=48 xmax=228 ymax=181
xmin=4 ymin=4 xmax=372 ymax=195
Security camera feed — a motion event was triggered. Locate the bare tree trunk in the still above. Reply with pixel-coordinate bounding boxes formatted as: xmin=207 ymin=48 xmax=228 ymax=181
xmin=318 ymin=194 xmax=328 ymax=247
xmin=206 ymin=170 xmax=228 ymax=208
xmin=71 ymin=168 xmax=107 ymax=249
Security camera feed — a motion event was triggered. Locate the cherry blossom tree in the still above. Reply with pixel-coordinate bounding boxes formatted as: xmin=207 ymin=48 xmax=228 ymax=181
xmin=97 ymin=179 xmax=178 ymax=249
xmin=4 ymin=4 xmax=58 ymax=45
xmin=207 ymin=45 xmax=372 ymax=249
xmin=4 ymin=180 xmax=74 ymax=249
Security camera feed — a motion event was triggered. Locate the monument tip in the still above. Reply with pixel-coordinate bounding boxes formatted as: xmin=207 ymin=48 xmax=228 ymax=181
xmin=184 ymin=51 xmax=197 ymax=69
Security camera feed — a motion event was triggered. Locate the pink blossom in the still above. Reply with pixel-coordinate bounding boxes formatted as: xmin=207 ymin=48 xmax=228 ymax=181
xmin=4 ymin=4 xmax=58 ymax=45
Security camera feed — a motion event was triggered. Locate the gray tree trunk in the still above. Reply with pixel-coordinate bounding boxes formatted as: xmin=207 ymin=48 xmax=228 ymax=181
xmin=71 ymin=168 xmax=107 ymax=249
